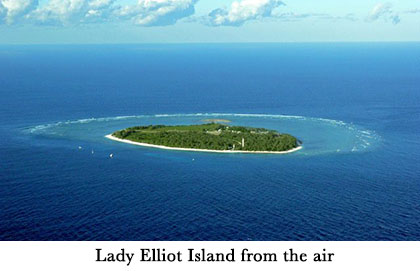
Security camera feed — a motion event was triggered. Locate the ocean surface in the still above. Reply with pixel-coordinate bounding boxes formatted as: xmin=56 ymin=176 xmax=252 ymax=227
xmin=1 ymin=43 xmax=419 ymax=240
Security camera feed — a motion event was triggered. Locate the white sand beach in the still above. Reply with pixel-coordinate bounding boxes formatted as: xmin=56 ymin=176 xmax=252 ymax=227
xmin=105 ymin=134 xmax=302 ymax=154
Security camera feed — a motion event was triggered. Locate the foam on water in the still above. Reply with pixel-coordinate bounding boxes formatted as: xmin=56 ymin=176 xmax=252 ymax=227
xmin=26 ymin=113 xmax=381 ymax=155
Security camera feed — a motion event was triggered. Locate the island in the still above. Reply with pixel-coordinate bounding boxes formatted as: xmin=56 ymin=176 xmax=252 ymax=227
xmin=106 ymin=123 xmax=302 ymax=154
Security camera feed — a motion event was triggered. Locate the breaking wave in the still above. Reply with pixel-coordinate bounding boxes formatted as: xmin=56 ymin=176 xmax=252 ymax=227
xmin=25 ymin=113 xmax=381 ymax=155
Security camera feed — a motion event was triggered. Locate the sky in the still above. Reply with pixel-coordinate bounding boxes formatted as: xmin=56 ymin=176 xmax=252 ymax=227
xmin=0 ymin=0 xmax=419 ymax=44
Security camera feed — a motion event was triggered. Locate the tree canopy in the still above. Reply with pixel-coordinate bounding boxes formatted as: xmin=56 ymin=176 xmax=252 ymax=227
xmin=112 ymin=123 xmax=300 ymax=152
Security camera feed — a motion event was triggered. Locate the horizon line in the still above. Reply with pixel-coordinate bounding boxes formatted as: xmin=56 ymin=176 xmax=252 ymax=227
xmin=1 ymin=41 xmax=420 ymax=46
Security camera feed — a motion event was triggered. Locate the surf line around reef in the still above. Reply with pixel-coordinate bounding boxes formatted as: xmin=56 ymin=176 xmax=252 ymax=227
xmin=105 ymin=134 xmax=302 ymax=154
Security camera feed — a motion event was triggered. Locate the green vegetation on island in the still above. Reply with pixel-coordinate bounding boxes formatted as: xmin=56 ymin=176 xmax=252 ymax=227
xmin=111 ymin=123 xmax=301 ymax=152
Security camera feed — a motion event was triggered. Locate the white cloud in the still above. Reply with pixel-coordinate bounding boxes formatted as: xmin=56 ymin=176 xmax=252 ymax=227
xmin=367 ymin=3 xmax=400 ymax=24
xmin=205 ymin=0 xmax=285 ymax=26
xmin=274 ymin=12 xmax=357 ymax=22
xmin=116 ymin=0 xmax=198 ymax=26
xmin=1 ymin=0 xmax=198 ymax=26
xmin=29 ymin=0 xmax=116 ymax=25
xmin=5 ymin=0 xmax=408 ymax=28
xmin=0 ymin=0 xmax=38 ymax=24
xmin=404 ymin=8 xmax=420 ymax=14
xmin=0 ymin=4 xmax=5 ymax=23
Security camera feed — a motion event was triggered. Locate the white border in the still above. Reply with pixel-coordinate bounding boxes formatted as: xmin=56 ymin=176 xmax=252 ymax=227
xmin=1 ymin=241 xmax=419 ymax=271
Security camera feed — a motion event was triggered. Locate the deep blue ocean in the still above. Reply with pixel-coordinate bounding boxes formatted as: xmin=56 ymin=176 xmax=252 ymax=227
xmin=1 ymin=43 xmax=419 ymax=240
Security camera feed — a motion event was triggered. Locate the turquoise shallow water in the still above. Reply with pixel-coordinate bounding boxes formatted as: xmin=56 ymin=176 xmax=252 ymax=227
xmin=27 ymin=113 xmax=380 ymax=156
xmin=1 ymin=43 xmax=420 ymax=240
